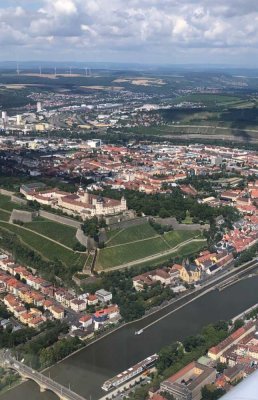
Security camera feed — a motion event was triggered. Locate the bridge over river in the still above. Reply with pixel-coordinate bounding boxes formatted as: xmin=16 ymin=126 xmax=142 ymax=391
xmin=0 ymin=351 xmax=87 ymax=400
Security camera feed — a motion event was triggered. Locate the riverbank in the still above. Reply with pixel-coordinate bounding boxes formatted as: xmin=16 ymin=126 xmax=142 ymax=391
xmin=54 ymin=258 xmax=258 ymax=365
xmin=4 ymin=259 xmax=258 ymax=389
xmin=2 ymin=273 xmax=258 ymax=400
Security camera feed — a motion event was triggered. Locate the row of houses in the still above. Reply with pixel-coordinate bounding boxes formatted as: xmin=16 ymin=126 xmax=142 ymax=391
xmin=0 ymin=254 xmax=113 ymax=312
xmin=133 ymin=250 xmax=234 ymax=290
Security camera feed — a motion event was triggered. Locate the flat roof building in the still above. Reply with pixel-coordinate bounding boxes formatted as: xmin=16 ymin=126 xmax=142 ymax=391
xmin=160 ymin=361 xmax=216 ymax=400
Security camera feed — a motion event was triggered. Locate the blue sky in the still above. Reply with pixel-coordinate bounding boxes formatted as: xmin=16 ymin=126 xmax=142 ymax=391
xmin=0 ymin=0 xmax=258 ymax=65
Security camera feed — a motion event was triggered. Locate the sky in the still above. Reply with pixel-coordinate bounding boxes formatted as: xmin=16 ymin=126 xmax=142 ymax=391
xmin=1 ymin=0 xmax=258 ymax=65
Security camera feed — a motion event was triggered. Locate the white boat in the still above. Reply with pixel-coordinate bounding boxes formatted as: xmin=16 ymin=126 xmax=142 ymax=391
xmin=101 ymin=354 xmax=158 ymax=391
xmin=135 ymin=329 xmax=143 ymax=335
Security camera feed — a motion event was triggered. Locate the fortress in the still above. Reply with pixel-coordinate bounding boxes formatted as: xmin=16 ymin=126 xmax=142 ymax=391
xmin=21 ymin=185 xmax=127 ymax=219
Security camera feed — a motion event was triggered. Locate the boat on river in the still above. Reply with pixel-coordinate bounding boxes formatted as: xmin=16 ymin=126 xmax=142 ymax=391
xmin=135 ymin=329 xmax=143 ymax=335
xmin=101 ymin=354 xmax=158 ymax=391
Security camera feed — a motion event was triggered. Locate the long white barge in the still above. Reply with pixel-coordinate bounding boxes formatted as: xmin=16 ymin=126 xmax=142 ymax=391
xmin=101 ymin=354 xmax=158 ymax=391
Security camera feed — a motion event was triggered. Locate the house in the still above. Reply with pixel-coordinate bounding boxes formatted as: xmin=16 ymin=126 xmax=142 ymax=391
xmin=223 ymin=365 xmax=245 ymax=384
xmin=28 ymin=317 xmax=44 ymax=329
xmin=79 ymin=314 xmax=93 ymax=329
xmin=13 ymin=305 xmax=26 ymax=318
xmin=95 ymin=289 xmax=112 ymax=303
xmin=43 ymin=299 xmax=55 ymax=310
xmin=70 ymin=299 xmax=87 ymax=312
xmin=133 ymin=267 xmax=174 ymax=291
xmin=51 ymin=305 xmax=65 ymax=320
xmin=62 ymin=293 xmax=75 ymax=308
xmin=87 ymin=294 xmax=98 ymax=306
xmin=93 ymin=304 xmax=120 ymax=329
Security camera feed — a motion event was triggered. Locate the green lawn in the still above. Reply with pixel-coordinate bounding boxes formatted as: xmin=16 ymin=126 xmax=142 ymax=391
xmin=0 ymin=194 xmax=24 ymax=212
xmin=127 ymin=240 xmax=207 ymax=270
xmin=0 ymin=221 xmax=86 ymax=269
xmin=106 ymin=223 xmax=157 ymax=247
xmin=164 ymin=230 xmax=201 ymax=247
xmin=97 ymin=229 xmax=203 ymax=270
xmin=0 ymin=209 xmax=11 ymax=221
xmin=97 ymin=237 xmax=170 ymax=269
xmin=25 ymin=220 xmax=78 ymax=248
xmin=173 ymin=93 xmax=242 ymax=106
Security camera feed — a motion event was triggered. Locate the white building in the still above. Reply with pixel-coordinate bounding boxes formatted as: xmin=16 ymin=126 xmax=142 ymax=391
xmin=37 ymin=102 xmax=42 ymax=113
xmin=23 ymin=187 xmax=127 ymax=218
xmin=95 ymin=289 xmax=112 ymax=303
xmin=70 ymin=299 xmax=87 ymax=312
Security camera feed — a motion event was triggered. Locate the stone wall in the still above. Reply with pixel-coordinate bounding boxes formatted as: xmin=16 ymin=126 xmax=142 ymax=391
xmin=154 ymin=217 xmax=210 ymax=231
xmin=39 ymin=210 xmax=81 ymax=229
xmin=10 ymin=209 xmax=36 ymax=223
xmin=0 ymin=189 xmax=14 ymax=197
xmin=108 ymin=216 xmax=148 ymax=231
xmin=11 ymin=195 xmax=27 ymax=205
xmin=76 ymin=228 xmax=88 ymax=247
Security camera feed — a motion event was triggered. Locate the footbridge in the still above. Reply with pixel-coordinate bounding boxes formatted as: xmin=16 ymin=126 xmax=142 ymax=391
xmin=1 ymin=351 xmax=87 ymax=400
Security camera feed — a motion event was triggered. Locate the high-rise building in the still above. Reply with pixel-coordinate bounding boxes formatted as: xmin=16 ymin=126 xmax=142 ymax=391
xmin=1 ymin=111 xmax=7 ymax=123
xmin=36 ymin=102 xmax=42 ymax=113
xmin=16 ymin=115 xmax=22 ymax=125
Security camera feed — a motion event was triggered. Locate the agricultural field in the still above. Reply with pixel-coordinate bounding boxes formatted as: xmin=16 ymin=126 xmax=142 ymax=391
xmin=0 ymin=194 xmax=24 ymax=212
xmin=172 ymin=93 xmax=242 ymax=107
xmin=163 ymin=230 xmax=201 ymax=247
xmin=97 ymin=236 xmax=169 ymax=269
xmin=0 ymin=209 xmax=11 ymax=221
xmin=25 ymin=219 xmax=78 ymax=248
xmin=0 ymin=221 xmax=86 ymax=269
xmin=96 ymin=227 xmax=204 ymax=270
xmin=130 ymin=239 xmax=207 ymax=270
xmin=105 ymin=223 xmax=158 ymax=247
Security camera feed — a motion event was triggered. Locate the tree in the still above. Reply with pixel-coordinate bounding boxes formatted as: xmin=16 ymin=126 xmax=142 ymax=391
xmin=216 ymin=362 xmax=227 ymax=374
xmin=201 ymin=385 xmax=225 ymax=399
xmin=160 ymin=392 xmax=175 ymax=400
xmin=232 ymin=319 xmax=244 ymax=332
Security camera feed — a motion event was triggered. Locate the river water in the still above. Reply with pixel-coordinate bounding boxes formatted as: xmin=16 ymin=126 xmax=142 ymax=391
xmin=2 ymin=276 xmax=258 ymax=400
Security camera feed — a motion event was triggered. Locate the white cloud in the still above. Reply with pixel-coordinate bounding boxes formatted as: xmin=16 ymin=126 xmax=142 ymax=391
xmin=1 ymin=0 xmax=258 ymax=64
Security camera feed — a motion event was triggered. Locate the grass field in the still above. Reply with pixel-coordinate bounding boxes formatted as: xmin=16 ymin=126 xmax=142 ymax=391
xmin=164 ymin=230 xmax=201 ymax=247
xmin=97 ymin=237 xmax=169 ymax=269
xmin=174 ymin=93 xmax=242 ymax=106
xmin=105 ymin=223 xmax=157 ymax=247
xmin=0 ymin=209 xmax=11 ymax=221
xmin=25 ymin=220 xmax=78 ymax=248
xmin=0 ymin=194 xmax=24 ymax=212
xmin=128 ymin=240 xmax=207 ymax=270
xmin=0 ymin=221 xmax=86 ymax=268
xmin=96 ymin=228 xmax=204 ymax=270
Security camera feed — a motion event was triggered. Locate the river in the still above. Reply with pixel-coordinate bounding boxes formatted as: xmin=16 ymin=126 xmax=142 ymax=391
xmin=2 ymin=275 xmax=258 ymax=400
